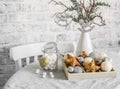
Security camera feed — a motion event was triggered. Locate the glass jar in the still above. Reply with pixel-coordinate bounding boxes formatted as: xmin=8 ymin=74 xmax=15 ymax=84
xmin=39 ymin=42 xmax=58 ymax=71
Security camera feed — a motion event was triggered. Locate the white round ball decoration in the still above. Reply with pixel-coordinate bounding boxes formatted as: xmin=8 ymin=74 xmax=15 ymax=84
xmin=68 ymin=66 xmax=74 ymax=73
xmin=78 ymin=57 xmax=84 ymax=63
xmin=84 ymin=57 xmax=93 ymax=63
xmin=101 ymin=61 xmax=112 ymax=72
xmin=74 ymin=66 xmax=83 ymax=73
xmin=89 ymin=51 xmax=99 ymax=59
xmin=98 ymin=52 xmax=107 ymax=60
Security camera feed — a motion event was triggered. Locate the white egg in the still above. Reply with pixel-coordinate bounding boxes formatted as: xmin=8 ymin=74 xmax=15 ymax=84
xmin=84 ymin=57 xmax=93 ymax=63
xmin=101 ymin=61 xmax=112 ymax=72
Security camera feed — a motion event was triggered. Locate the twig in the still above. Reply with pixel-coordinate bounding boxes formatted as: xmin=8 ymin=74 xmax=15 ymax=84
xmin=92 ymin=13 xmax=106 ymax=26
xmin=49 ymin=0 xmax=68 ymax=8
xmin=49 ymin=0 xmax=109 ymax=28
xmin=54 ymin=13 xmax=73 ymax=27
xmin=80 ymin=0 xmax=87 ymax=22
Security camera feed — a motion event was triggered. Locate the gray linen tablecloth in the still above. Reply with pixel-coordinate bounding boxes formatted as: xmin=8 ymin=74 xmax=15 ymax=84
xmin=3 ymin=49 xmax=120 ymax=89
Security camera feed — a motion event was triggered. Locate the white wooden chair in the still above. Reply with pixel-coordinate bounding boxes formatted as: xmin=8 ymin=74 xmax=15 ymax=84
xmin=10 ymin=42 xmax=75 ymax=70
xmin=10 ymin=43 xmax=46 ymax=70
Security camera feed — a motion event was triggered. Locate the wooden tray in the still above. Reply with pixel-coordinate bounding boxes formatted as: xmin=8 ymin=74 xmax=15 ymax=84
xmin=62 ymin=60 xmax=117 ymax=80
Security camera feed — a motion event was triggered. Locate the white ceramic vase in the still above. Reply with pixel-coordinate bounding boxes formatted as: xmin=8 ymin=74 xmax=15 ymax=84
xmin=76 ymin=31 xmax=93 ymax=56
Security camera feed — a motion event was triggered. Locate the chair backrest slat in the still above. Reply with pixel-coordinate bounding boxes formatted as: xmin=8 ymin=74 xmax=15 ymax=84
xmin=10 ymin=43 xmax=45 ymax=60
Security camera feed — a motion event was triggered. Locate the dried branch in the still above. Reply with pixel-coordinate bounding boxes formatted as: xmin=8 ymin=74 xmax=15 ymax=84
xmin=49 ymin=0 xmax=68 ymax=8
xmin=53 ymin=9 xmax=67 ymax=17
xmin=54 ymin=13 xmax=73 ymax=27
xmin=89 ymin=0 xmax=95 ymax=14
xmin=92 ymin=13 xmax=106 ymax=26
xmin=49 ymin=0 xmax=110 ymax=30
xmin=49 ymin=0 xmax=69 ymax=20
xmin=80 ymin=0 xmax=87 ymax=21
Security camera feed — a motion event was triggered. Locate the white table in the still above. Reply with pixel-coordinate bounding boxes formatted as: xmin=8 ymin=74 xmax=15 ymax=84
xmin=3 ymin=49 xmax=120 ymax=89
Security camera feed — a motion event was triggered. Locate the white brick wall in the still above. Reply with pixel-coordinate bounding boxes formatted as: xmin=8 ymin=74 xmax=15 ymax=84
xmin=0 ymin=0 xmax=120 ymax=89
xmin=0 ymin=0 xmax=119 ymax=48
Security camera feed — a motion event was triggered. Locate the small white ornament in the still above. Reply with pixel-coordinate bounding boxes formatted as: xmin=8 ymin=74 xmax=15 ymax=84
xmin=42 ymin=75 xmax=46 ymax=78
xmin=42 ymin=72 xmax=47 ymax=78
xmin=68 ymin=66 xmax=74 ymax=73
xmin=89 ymin=51 xmax=99 ymax=59
xmin=50 ymin=74 xmax=54 ymax=78
xmin=36 ymin=69 xmax=40 ymax=74
xmin=49 ymin=72 xmax=54 ymax=78
xmin=78 ymin=57 xmax=84 ymax=63
xmin=98 ymin=52 xmax=107 ymax=60
xmin=49 ymin=72 xmax=53 ymax=75
xmin=84 ymin=57 xmax=93 ymax=63
xmin=74 ymin=66 xmax=83 ymax=73
xmin=101 ymin=61 xmax=112 ymax=72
